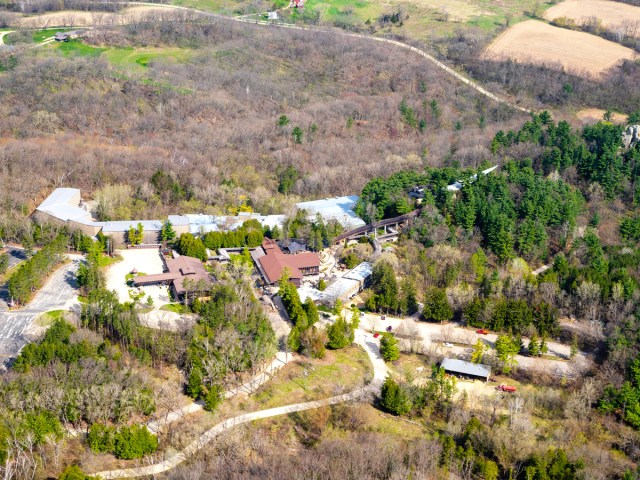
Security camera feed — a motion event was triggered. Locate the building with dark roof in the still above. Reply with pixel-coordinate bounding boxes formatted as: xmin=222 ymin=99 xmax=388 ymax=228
xmin=254 ymin=239 xmax=319 ymax=287
xmin=440 ymin=358 xmax=491 ymax=382
xmin=133 ymin=255 xmax=213 ymax=302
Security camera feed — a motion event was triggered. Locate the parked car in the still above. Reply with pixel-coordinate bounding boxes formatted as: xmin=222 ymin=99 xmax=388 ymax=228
xmin=373 ymin=333 xmax=380 ymax=338
xmin=360 ymin=312 xmax=365 ymax=318
xmin=386 ymin=326 xmax=392 ymax=332
xmin=443 ymin=342 xmax=454 ymax=348
xmin=476 ymin=329 xmax=490 ymax=335
xmin=381 ymin=315 xmax=386 ymax=320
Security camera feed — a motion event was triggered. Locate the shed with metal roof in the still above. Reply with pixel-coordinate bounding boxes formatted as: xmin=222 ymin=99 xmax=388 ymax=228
xmin=440 ymin=358 xmax=491 ymax=382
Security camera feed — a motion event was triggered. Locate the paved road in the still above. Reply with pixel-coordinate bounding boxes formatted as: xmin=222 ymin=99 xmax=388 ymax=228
xmin=0 ymin=258 xmax=80 ymax=366
xmin=359 ymin=313 xmax=591 ymax=378
xmin=23 ymin=2 xmax=531 ymax=114
xmin=0 ymin=31 xmax=13 ymax=46
xmin=3 ymin=247 xmax=27 ymax=269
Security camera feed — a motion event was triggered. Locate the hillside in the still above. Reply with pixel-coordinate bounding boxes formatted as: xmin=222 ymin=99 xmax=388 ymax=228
xmin=0 ymin=17 xmax=528 ymax=240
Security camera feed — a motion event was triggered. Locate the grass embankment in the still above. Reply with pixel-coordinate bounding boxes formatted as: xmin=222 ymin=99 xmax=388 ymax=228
xmin=35 ymin=310 xmax=68 ymax=327
xmin=160 ymin=303 xmax=189 ymax=314
xmin=232 ymin=345 xmax=373 ymax=411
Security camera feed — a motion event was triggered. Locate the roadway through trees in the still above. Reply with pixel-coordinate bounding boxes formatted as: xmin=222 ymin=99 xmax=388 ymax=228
xmin=19 ymin=1 xmax=533 ymax=115
xmin=151 ymin=2 xmax=534 ymax=114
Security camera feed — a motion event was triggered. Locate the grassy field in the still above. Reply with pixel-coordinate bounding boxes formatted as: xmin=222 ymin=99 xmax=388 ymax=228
xmin=233 ymin=345 xmax=373 ymax=411
xmin=103 ymin=47 xmax=191 ymax=70
xmin=55 ymin=39 xmax=106 ymax=57
xmin=166 ymin=0 xmax=554 ymax=39
xmin=32 ymin=28 xmax=75 ymax=43
xmin=39 ymin=40 xmax=191 ymax=72
xmin=160 ymin=303 xmax=189 ymax=314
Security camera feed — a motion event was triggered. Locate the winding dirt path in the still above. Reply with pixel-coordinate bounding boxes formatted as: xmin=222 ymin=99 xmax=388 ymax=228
xmin=92 ymin=330 xmax=387 ymax=478
xmin=50 ymin=1 xmax=531 ymax=114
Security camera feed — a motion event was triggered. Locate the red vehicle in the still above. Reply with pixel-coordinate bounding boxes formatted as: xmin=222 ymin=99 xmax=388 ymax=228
xmin=476 ymin=329 xmax=490 ymax=335
xmin=497 ymin=384 xmax=517 ymax=393
xmin=373 ymin=333 xmax=380 ymax=338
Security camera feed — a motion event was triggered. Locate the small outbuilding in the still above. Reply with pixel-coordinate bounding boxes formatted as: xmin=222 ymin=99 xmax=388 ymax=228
xmin=440 ymin=358 xmax=491 ymax=382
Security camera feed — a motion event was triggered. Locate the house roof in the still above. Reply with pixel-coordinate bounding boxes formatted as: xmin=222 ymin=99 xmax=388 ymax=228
xmin=133 ymin=255 xmax=212 ymax=295
xmin=343 ymin=262 xmax=373 ymax=283
xmin=171 ymin=213 xmax=285 ymax=235
xmin=322 ymin=277 xmax=360 ymax=303
xmin=441 ymin=358 xmax=491 ymax=379
xmin=295 ymin=195 xmax=366 ymax=229
xmin=256 ymin=239 xmax=320 ymax=284
xmin=36 ymin=188 xmax=92 ymax=222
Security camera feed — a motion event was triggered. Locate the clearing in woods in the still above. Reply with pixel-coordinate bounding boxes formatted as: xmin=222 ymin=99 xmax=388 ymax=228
xmin=483 ymin=20 xmax=637 ymax=78
xmin=544 ymin=0 xmax=640 ymax=34
xmin=575 ymin=108 xmax=629 ymax=125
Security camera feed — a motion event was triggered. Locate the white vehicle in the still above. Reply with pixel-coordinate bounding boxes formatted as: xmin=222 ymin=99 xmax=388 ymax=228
xmin=443 ymin=342 xmax=454 ymax=348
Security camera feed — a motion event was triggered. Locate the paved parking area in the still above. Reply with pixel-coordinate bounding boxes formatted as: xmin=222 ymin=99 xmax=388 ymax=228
xmin=0 ymin=258 xmax=80 ymax=367
xmin=3 ymin=247 xmax=27 ymax=269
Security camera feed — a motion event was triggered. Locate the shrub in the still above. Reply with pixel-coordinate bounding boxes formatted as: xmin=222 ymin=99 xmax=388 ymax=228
xmin=380 ymin=333 xmax=400 ymax=362
xmin=113 ymin=425 xmax=158 ymax=460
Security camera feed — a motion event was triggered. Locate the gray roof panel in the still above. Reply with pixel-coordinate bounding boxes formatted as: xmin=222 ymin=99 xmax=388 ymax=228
xmin=441 ymin=358 xmax=491 ymax=379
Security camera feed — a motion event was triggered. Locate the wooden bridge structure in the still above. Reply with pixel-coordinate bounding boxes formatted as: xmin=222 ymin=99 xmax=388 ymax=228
xmin=331 ymin=209 xmax=421 ymax=244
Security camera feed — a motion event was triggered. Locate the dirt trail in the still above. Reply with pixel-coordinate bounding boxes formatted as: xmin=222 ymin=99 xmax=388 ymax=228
xmin=92 ymin=329 xmax=387 ymax=478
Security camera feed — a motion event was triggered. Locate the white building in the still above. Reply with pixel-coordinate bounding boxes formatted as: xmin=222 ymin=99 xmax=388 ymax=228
xmin=296 ymin=195 xmax=366 ymax=229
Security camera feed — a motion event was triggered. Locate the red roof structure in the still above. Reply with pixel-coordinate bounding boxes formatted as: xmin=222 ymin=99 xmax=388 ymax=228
xmin=255 ymin=239 xmax=319 ymax=286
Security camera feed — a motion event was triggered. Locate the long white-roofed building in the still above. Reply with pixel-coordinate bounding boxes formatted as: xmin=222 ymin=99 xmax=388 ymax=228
xmin=296 ymin=195 xmax=366 ymax=230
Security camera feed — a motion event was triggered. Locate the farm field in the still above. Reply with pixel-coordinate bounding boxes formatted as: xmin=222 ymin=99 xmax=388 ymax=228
xmin=544 ymin=0 xmax=640 ymax=34
xmin=483 ymin=20 xmax=637 ymax=78
xmin=169 ymin=0 xmax=553 ymax=39
xmin=16 ymin=5 xmax=181 ymax=28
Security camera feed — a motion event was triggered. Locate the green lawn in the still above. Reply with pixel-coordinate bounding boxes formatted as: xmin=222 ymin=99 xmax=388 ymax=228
xmin=35 ymin=310 xmax=67 ymax=327
xmin=32 ymin=28 xmax=76 ymax=43
xmin=98 ymin=253 xmax=123 ymax=268
xmin=102 ymin=47 xmax=191 ymax=70
xmin=247 ymin=345 xmax=372 ymax=409
xmin=160 ymin=303 xmax=189 ymax=314
xmin=56 ymin=39 xmax=106 ymax=57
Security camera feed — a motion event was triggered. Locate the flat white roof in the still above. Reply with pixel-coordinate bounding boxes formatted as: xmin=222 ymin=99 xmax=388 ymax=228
xmin=296 ymin=195 xmax=366 ymax=229
xmin=344 ymin=262 xmax=373 ymax=283
xmin=180 ymin=213 xmax=285 ymax=235
xmin=102 ymin=220 xmax=163 ymax=232
xmin=36 ymin=188 xmax=92 ymax=222
xmin=322 ymin=277 xmax=360 ymax=303
xmin=441 ymin=358 xmax=491 ymax=379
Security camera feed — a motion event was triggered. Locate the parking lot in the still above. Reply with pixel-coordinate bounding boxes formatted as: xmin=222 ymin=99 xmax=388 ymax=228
xmin=0 ymin=258 xmax=80 ymax=367
xmin=3 ymin=247 xmax=27 ymax=269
